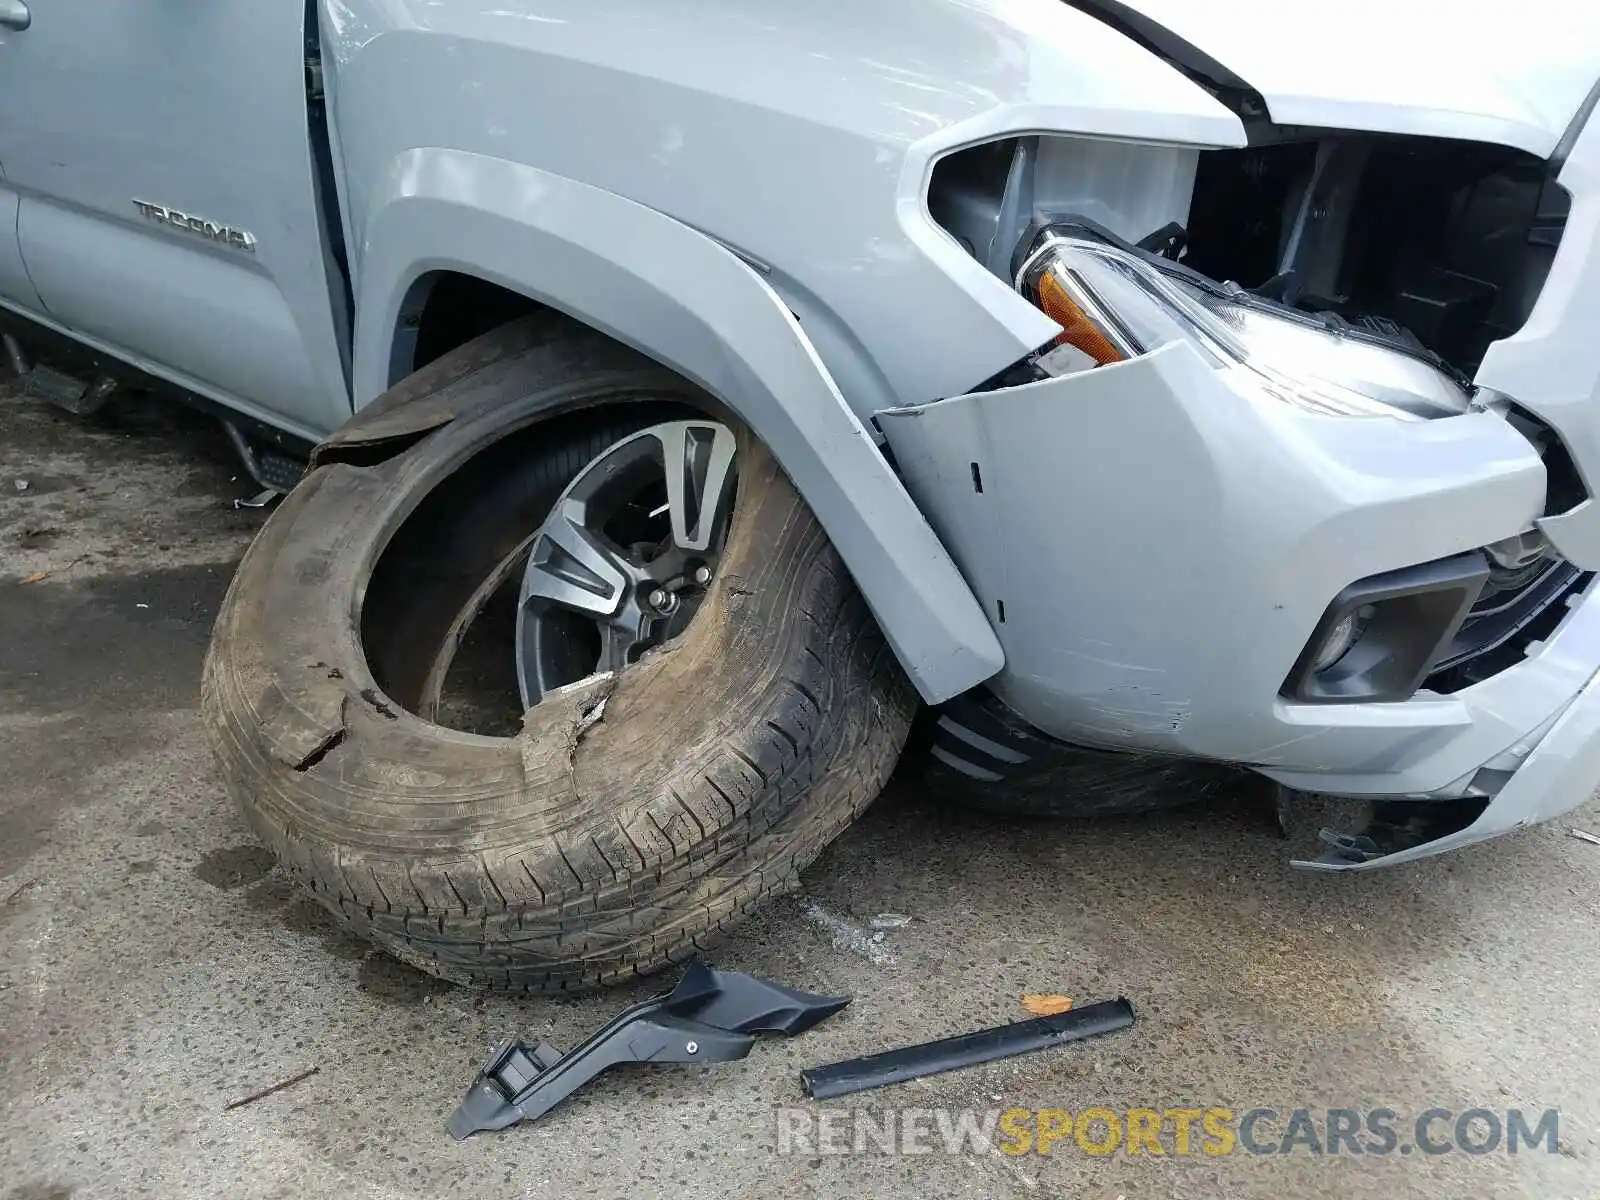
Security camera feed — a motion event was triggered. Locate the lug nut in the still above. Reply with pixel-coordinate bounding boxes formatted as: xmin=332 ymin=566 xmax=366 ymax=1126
xmin=647 ymin=588 xmax=669 ymax=611
xmin=692 ymin=565 xmax=712 ymax=586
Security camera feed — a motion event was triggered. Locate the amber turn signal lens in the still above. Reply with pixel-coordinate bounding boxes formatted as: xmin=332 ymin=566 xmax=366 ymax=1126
xmin=1037 ymin=269 xmax=1126 ymax=366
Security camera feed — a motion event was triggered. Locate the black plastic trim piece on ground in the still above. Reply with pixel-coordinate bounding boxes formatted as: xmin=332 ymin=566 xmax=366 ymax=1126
xmin=449 ymin=965 xmax=849 ymax=1137
xmin=799 ymin=998 xmax=1136 ymax=1100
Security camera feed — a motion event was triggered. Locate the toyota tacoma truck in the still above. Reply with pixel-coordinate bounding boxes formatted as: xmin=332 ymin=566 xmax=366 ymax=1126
xmin=4 ymin=0 xmax=1600 ymax=991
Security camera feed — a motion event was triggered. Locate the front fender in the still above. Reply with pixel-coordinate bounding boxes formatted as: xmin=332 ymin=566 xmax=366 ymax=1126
xmin=350 ymin=149 xmax=1003 ymax=703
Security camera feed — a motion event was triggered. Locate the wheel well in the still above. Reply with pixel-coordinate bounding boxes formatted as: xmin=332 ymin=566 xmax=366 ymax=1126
xmin=396 ymin=272 xmax=550 ymax=380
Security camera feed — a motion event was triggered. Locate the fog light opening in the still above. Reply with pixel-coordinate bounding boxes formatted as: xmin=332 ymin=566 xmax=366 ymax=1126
xmin=1310 ymin=607 xmax=1370 ymax=672
xmin=1282 ymin=554 xmax=1489 ymax=704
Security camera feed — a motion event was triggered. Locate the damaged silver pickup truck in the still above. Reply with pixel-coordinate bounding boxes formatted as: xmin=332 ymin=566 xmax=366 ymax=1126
xmin=4 ymin=0 xmax=1600 ymax=989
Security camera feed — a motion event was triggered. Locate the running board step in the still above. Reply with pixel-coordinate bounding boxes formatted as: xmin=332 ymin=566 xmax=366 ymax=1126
xmin=224 ymin=420 xmax=308 ymax=495
xmin=19 ymin=362 xmax=118 ymax=417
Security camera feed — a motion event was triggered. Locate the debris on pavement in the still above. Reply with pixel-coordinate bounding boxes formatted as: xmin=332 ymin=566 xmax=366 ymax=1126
xmin=802 ymin=901 xmax=898 ymax=966
xmin=4 ymin=878 xmax=40 ymax=905
xmin=870 ymin=912 xmax=911 ymax=930
xmin=450 ymin=965 xmax=849 ymax=1138
xmin=1567 ymin=827 xmax=1600 ymax=847
xmin=20 ymin=572 xmax=49 ymax=584
xmin=1020 ymin=994 xmax=1074 ymax=1016
xmin=13 ymin=478 xmax=29 ymax=492
xmin=799 ymin=997 xmax=1136 ymax=1100
xmin=223 ymin=1065 xmax=320 ymax=1111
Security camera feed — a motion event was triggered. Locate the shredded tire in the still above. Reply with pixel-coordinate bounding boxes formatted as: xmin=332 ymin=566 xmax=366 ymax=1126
xmin=201 ymin=318 xmax=915 ymax=991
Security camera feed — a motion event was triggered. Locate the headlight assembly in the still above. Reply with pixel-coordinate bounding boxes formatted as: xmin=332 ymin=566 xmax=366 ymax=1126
xmin=1011 ymin=224 xmax=1473 ymax=420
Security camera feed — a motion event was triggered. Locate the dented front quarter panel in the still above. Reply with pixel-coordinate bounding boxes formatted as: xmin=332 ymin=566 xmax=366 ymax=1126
xmin=322 ymin=0 xmax=1244 ymax=413
xmin=877 ymin=343 xmax=1574 ymax=794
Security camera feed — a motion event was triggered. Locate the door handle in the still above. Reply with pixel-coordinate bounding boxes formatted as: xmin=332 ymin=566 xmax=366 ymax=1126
xmin=0 ymin=0 xmax=30 ymax=30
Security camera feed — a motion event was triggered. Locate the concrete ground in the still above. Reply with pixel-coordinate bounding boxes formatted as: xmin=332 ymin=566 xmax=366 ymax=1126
xmin=3 ymin=382 xmax=1600 ymax=1200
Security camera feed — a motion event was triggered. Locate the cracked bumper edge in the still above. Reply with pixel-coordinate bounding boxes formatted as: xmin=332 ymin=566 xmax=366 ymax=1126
xmin=1292 ymin=657 xmax=1600 ymax=870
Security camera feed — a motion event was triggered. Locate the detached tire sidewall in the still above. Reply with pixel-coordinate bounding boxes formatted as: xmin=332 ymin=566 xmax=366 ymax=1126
xmin=203 ymin=322 xmax=914 ymax=990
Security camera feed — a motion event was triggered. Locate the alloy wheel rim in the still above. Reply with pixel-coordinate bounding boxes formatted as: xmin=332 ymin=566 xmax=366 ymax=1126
xmin=514 ymin=419 xmax=738 ymax=708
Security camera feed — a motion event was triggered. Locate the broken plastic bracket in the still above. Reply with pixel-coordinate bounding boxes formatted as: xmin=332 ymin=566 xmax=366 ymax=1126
xmin=1292 ymin=797 xmax=1491 ymax=871
xmin=1313 ymin=827 xmax=1388 ymax=865
xmin=448 ymin=965 xmax=849 ymax=1138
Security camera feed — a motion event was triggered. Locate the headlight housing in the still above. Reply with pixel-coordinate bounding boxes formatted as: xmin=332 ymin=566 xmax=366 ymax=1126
xmin=1011 ymin=223 xmax=1473 ymax=420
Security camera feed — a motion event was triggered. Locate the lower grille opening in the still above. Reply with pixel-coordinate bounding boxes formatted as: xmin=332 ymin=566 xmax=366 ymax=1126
xmin=1427 ymin=562 xmax=1593 ymax=694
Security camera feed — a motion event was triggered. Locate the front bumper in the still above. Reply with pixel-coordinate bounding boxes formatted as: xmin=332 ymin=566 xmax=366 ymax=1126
xmin=878 ymin=97 xmax=1600 ymax=865
xmin=877 ymin=340 xmax=1600 ymax=851
xmin=1298 ymin=655 xmax=1600 ymax=869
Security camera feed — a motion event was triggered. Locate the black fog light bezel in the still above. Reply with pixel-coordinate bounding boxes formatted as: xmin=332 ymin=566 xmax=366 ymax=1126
xmin=1282 ymin=553 xmax=1491 ymax=704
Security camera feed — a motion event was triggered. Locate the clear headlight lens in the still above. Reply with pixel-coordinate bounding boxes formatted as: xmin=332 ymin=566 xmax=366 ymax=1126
xmin=1014 ymin=226 xmax=1472 ymax=420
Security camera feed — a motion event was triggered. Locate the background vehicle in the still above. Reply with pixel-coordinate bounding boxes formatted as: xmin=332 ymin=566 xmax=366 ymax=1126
xmin=4 ymin=0 xmax=1600 ymax=988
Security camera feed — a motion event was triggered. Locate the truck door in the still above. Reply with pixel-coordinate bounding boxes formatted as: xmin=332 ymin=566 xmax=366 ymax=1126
xmin=0 ymin=0 xmax=351 ymax=438
xmin=0 ymin=161 xmax=41 ymax=316
xmin=0 ymin=9 xmax=41 ymax=315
